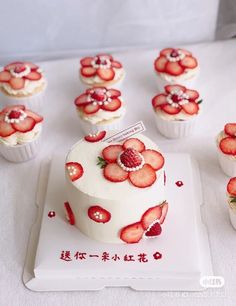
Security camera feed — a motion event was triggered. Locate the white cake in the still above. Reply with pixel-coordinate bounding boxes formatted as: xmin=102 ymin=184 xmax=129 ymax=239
xmin=65 ymin=132 xmax=168 ymax=244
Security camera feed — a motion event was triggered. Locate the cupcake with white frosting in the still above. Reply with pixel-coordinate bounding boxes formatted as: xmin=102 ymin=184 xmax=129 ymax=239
xmin=79 ymin=54 xmax=125 ymax=88
xmin=154 ymin=48 xmax=199 ymax=91
xmin=0 ymin=61 xmax=46 ymax=110
xmin=152 ymin=84 xmax=202 ymax=138
xmin=0 ymin=104 xmax=43 ymax=162
xmin=227 ymin=177 xmax=236 ymax=230
xmin=216 ymin=123 xmax=236 ymax=177
xmin=74 ymin=86 xmax=126 ymax=134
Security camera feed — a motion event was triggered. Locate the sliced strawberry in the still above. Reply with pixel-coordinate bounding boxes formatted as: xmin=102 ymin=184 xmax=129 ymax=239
xmin=4 ymin=62 xmax=24 ymax=71
xmin=178 ymin=48 xmax=192 ymax=56
xmin=165 ymin=84 xmax=186 ymax=93
xmin=80 ymin=57 xmax=94 ymax=67
xmin=66 ymin=162 xmax=84 ymax=182
xmin=120 ymin=148 xmax=143 ymax=168
xmin=81 ymin=67 xmax=96 ymax=77
xmin=97 ymin=54 xmax=113 ymax=61
xmin=224 ymin=123 xmax=236 ymax=137
xmin=111 ymin=61 xmax=122 ymax=68
xmin=0 ymin=121 xmax=15 ymax=137
xmin=2 ymin=105 xmax=25 ymax=113
xmin=102 ymin=145 xmax=123 ymax=162
xmin=64 ymin=202 xmax=75 ymax=225
xmin=74 ymin=93 xmax=90 ymax=107
xmin=24 ymin=62 xmax=39 ymax=70
xmin=9 ymin=77 xmax=25 ymax=90
xmin=181 ymin=102 xmax=199 ymax=115
xmin=144 ymin=221 xmax=162 ymax=237
xmin=107 ymin=88 xmax=121 ymax=98
xmin=24 ymin=71 xmax=41 ymax=81
xmin=227 ymin=177 xmax=236 ymax=196
xmin=219 ymin=137 xmax=236 ymax=155
xmin=97 ymin=67 xmax=115 ymax=81
xmin=141 ymin=149 xmax=165 ymax=171
xmin=83 ymin=104 xmax=100 ymax=114
xmin=129 ymin=164 xmax=157 ymax=188
xmin=161 ymin=104 xmax=181 ymax=115
xmin=84 ymin=131 xmax=106 ymax=142
xmin=86 ymin=86 xmax=106 ymax=94
xmin=120 ymin=222 xmax=144 ymax=244
xmin=25 ymin=110 xmax=43 ymax=123
xmin=123 ymin=138 xmax=146 ymax=153
xmin=100 ymin=98 xmax=121 ymax=112
xmin=160 ymin=48 xmax=174 ymax=56
xmin=165 ymin=62 xmax=184 ymax=76
xmin=88 ymin=205 xmax=111 ymax=223
xmin=154 ymin=56 xmax=168 ymax=72
xmin=185 ymin=89 xmax=199 ymax=100
xmin=141 ymin=205 xmax=162 ymax=230
xmin=159 ymin=202 xmax=168 ymax=224
xmin=103 ymin=163 xmax=128 ymax=182
xmin=180 ymin=56 xmax=198 ymax=69
xmin=11 ymin=117 xmax=36 ymax=132
xmin=0 ymin=71 xmax=11 ymax=82
xmin=152 ymin=94 xmax=168 ymax=109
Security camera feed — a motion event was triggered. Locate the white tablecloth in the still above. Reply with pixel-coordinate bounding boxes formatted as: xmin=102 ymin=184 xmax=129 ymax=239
xmin=0 ymin=39 xmax=236 ymax=306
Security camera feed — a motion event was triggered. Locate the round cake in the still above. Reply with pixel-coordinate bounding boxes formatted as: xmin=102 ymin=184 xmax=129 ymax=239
xmin=65 ymin=131 xmax=168 ymax=244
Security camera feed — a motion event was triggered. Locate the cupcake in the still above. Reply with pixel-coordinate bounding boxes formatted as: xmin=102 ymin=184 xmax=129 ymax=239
xmin=74 ymin=86 xmax=126 ymax=134
xmin=79 ymin=54 xmax=125 ymax=88
xmin=216 ymin=123 xmax=236 ymax=177
xmin=0 ymin=61 xmax=46 ymax=110
xmin=154 ymin=48 xmax=199 ymax=91
xmin=152 ymin=84 xmax=202 ymax=139
xmin=0 ymin=104 xmax=43 ymax=162
xmin=227 ymin=177 xmax=236 ymax=230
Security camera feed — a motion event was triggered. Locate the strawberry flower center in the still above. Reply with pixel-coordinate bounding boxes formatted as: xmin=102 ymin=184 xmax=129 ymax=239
xmin=166 ymin=49 xmax=185 ymax=62
xmin=117 ymin=148 xmax=145 ymax=172
xmin=91 ymin=56 xmax=111 ymax=69
xmin=4 ymin=109 xmax=27 ymax=124
xmin=10 ymin=64 xmax=31 ymax=78
xmin=166 ymin=89 xmax=189 ymax=108
xmin=87 ymin=88 xmax=112 ymax=106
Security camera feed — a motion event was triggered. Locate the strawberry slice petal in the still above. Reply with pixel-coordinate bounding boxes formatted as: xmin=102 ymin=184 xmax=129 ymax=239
xmin=84 ymin=131 xmax=106 ymax=142
xmin=4 ymin=62 xmax=24 ymax=71
xmin=74 ymin=93 xmax=90 ymax=107
xmin=160 ymin=48 xmax=174 ymax=56
xmin=185 ymin=89 xmax=199 ymax=100
xmin=123 ymin=138 xmax=146 ymax=153
xmin=154 ymin=56 xmax=168 ymax=72
xmin=0 ymin=121 xmax=16 ymax=137
xmin=25 ymin=110 xmax=43 ymax=123
xmin=11 ymin=117 xmax=36 ymax=133
xmin=111 ymin=61 xmax=122 ymax=68
xmin=9 ymin=77 xmax=25 ymax=90
xmin=81 ymin=67 xmax=97 ymax=77
xmin=24 ymin=62 xmax=39 ymax=70
xmin=107 ymin=88 xmax=121 ymax=98
xmin=224 ymin=123 xmax=236 ymax=137
xmin=97 ymin=67 xmax=115 ymax=81
xmin=103 ymin=163 xmax=128 ymax=182
xmin=64 ymin=202 xmax=75 ymax=225
xmin=165 ymin=62 xmax=184 ymax=76
xmin=180 ymin=56 xmax=198 ymax=69
xmin=227 ymin=177 xmax=236 ymax=196
xmin=80 ymin=57 xmax=94 ymax=67
xmin=141 ymin=205 xmax=163 ymax=230
xmin=100 ymin=98 xmax=121 ymax=112
xmin=181 ymin=102 xmax=199 ymax=115
xmin=2 ymin=105 xmax=25 ymax=113
xmin=102 ymin=145 xmax=123 ymax=162
xmin=83 ymin=104 xmax=100 ymax=114
xmin=152 ymin=94 xmax=168 ymax=109
xmin=0 ymin=71 xmax=11 ymax=82
xmin=178 ymin=48 xmax=192 ymax=56
xmin=141 ymin=149 xmax=165 ymax=171
xmin=219 ymin=137 xmax=236 ymax=155
xmin=129 ymin=164 xmax=157 ymax=188
xmin=66 ymin=162 xmax=84 ymax=182
xmin=165 ymin=84 xmax=186 ymax=93
xmin=120 ymin=222 xmax=144 ymax=244
xmin=159 ymin=202 xmax=168 ymax=224
xmin=88 ymin=205 xmax=111 ymax=223
xmin=24 ymin=71 xmax=42 ymax=81
xmin=161 ymin=104 xmax=181 ymax=115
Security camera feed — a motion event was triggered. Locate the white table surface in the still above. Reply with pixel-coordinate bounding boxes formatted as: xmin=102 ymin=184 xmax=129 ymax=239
xmin=0 ymin=39 xmax=236 ymax=306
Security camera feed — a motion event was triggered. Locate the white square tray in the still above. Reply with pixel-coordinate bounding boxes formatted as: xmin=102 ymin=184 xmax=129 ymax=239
xmin=23 ymin=153 xmax=213 ymax=291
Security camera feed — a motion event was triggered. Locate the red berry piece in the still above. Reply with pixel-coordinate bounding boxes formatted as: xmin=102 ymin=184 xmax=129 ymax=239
xmin=2 ymin=105 xmax=25 ymax=113
xmin=102 ymin=145 xmax=123 ymax=162
xmin=224 ymin=123 xmax=236 ymax=137
xmin=219 ymin=137 xmax=236 ymax=155
xmin=83 ymin=104 xmax=100 ymax=114
xmin=120 ymin=222 xmax=144 ymax=244
xmin=74 ymin=93 xmax=90 ymax=107
xmin=48 ymin=211 xmax=56 ymax=218
xmin=12 ymin=117 xmax=36 ymax=133
xmin=129 ymin=164 xmax=157 ymax=188
xmin=100 ymin=98 xmax=121 ymax=112
xmin=184 ymin=89 xmax=199 ymax=100
xmin=141 ymin=149 xmax=165 ymax=171
xmin=176 ymin=180 xmax=184 ymax=187
xmin=154 ymin=56 xmax=168 ymax=72
xmin=84 ymin=131 xmax=106 ymax=143
xmin=180 ymin=56 xmax=198 ymax=69
xmin=97 ymin=68 xmax=115 ymax=81
xmin=123 ymin=138 xmax=146 ymax=153
xmin=161 ymin=104 xmax=181 ymax=115
xmin=153 ymin=251 xmax=162 ymax=260
xmin=181 ymin=102 xmax=199 ymax=115
xmin=64 ymin=202 xmax=75 ymax=225
xmin=4 ymin=62 xmax=24 ymax=71
xmin=66 ymin=162 xmax=84 ymax=182
xmin=165 ymin=62 xmax=184 ymax=76
xmin=107 ymin=88 xmax=121 ymax=98
xmin=80 ymin=57 xmax=94 ymax=67
xmin=81 ymin=67 xmax=96 ymax=77
xmin=227 ymin=177 xmax=236 ymax=196
xmin=152 ymin=94 xmax=168 ymax=109
xmin=88 ymin=205 xmax=111 ymax=223
xmin=141 ymin=205 xmax=162 ymax=230
xmin=144 ymin=221 xmax=162 ymax=238
xmin=119 ymin=148 xmax=143 ymax=168
xmin=103 ymin=163 xmax=128 ymax=182
xmin=8 ymin=110 xmax=21 ymax=119
xmin=14 ymin=64 xmax=26 ymax=73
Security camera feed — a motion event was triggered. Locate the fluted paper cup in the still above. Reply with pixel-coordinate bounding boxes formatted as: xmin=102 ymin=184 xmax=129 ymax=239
xmin=79 ymin=116 xmax=124 ymax=135
xmin=217 ymin=149 xmax=236 ymax=177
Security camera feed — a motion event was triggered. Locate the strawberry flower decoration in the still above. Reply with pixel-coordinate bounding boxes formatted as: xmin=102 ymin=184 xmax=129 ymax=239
xmin=74 ymin=87 xmax=122 ymax=114
xmin=154 ymin=48 xmax=198 ymax=76
xmin=152 ymin=84 xmax=201 ymax=115
xmin=0 ymin=105 xmax=43 ymax=137
xmin=0 ymin=62 xmax=42 ymax=90
xmin=98 ymin=138 xmax=165 ymax=188
xmin=219 ymin=123 xmax=236 ymax=155
xmin=80 ymin=54 xmax=122 ymax=81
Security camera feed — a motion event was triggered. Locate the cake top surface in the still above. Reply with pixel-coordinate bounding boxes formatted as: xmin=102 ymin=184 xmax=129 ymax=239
xmin=65 ymin=132 xmax=165 ymax=200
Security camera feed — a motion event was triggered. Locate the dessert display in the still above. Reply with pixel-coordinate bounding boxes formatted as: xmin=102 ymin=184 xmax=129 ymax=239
xmin=74 ymin=86 xmax=126 ymax=134
xmin=152 ymin=84 xmax=202 ymax=138
xmin=65 ymin=132 xmax=168 ymax=244
xmin=79 ymin=54 xmax=125 ymax=88
xmin=154 ymin=48 xmax=199 ymax=90
xmin=216 ymin=123 xmax=236 ymax=177
xmin=227 ymin=177 xmax=236 ymax=230
xmin=0 ymin=61 xmax=46 ymax=109
xmin=0 ymin=104 xmax=43 ymax=162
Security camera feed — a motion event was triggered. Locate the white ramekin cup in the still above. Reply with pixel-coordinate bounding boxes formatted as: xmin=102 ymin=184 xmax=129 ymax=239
xmin=217 ymin=149 xmax=236 ymax=177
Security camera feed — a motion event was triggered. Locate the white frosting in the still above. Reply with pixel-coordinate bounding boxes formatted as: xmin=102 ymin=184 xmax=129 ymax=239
xmin=65 ymin=134 xmax=166 ymax=243
xmin=216 ymin=131 xmax=236 ymax=160
xmin=80 ymin=67 xmax=125 ymax=85
xmin=155 ymin=108 xmax=199 ymax=121
xmin=0 ymin=123 xmax=42 ymax=146
xmin=157 ymin=66 xmax=199 ymax=82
